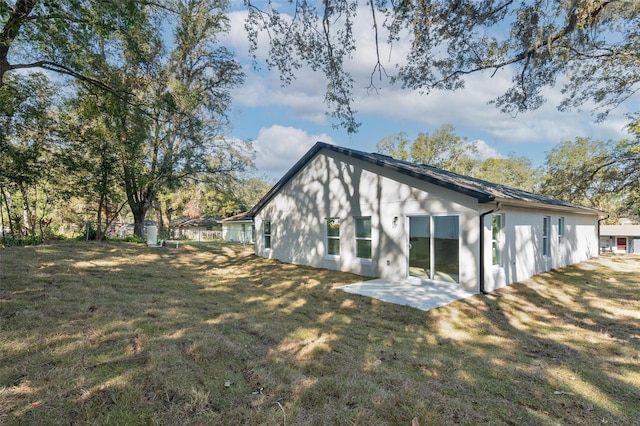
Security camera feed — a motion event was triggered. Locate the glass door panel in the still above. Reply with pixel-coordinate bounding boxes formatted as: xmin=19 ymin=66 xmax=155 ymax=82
xmin=409 ymin=216 xmax=430 ymax=279
xmin=433 ymin=216 xmax=459 ymax=283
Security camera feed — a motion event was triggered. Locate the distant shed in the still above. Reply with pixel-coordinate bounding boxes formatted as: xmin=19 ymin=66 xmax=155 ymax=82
xmin=172 ymin=216 xmax=222 ymax=241
xmin=222 ymin=212 xmax=254 ymax=244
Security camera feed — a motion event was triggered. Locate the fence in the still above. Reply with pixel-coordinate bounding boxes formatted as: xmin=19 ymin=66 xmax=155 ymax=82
xmin=173 ymin=229 xmax=222 ymax=242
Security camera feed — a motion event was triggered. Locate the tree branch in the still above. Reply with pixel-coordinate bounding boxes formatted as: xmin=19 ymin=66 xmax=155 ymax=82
xmin=431 ymin=0 xmax=616 ymax=88
xmin=367 ymin=0 xmax=388 ymax=93
xmin=0 ymin=0 xmax=37 ymax=84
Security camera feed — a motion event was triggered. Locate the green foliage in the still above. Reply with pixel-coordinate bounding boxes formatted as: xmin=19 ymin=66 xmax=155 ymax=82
xmin=161 ymin=174 xmax=271 ymax=221
xmin=376 ymin=125 xmax=545 ymax=193
xmin=1 ymin=234 xmax=44 ymax=247
xmin=376 ymin=132 xmax=409 ymax=161
xmin=245 ymin=0 xmax=640 ymax=131
xmin=0 ymin=73 xmax=59 ymax=243
xmin=1 ymin=1 xmax=153 ymax=89
xmin=376 ymin=124 xmax=478 ymax=174
xmin=475 ymin=155 xmax=540 ymax=193
xmin=541 ymin=136 xmax=640 ymax=219
xmin=410 ymin=124 xmax=478 ymax=175
xmin=118 ymin=235 xmax=146 ymax=243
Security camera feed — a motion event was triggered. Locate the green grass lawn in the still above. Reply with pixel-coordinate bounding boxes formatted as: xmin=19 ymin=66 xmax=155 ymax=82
xmin=1 ymin=241 xmax=639 ymax=425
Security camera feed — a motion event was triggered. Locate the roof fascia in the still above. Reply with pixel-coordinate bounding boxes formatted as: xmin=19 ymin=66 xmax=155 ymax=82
xmin=487 ymin=198 xmax=607 ymax=217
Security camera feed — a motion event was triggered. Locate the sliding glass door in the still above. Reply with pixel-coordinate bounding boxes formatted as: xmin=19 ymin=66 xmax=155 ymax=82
xmin=409 ymin=215 xmax=459 ymax=283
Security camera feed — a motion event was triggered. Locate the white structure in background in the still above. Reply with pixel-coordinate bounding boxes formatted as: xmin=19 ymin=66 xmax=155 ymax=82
xmin=171 ymin=216 xmax=221 ymax=241
xmin=600 ymin=224 xmax=640 ymax=253
xmin=248 ymin=142 xmax=605 ymax=294
xmin=146 ymin=225 xmax=160 ymax=247
xmin=222 ymin=213 xmax=254 ymax=244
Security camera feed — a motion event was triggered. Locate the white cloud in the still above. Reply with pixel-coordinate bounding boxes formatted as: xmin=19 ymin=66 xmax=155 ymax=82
xmin=253 ymin=125 xmax=336 ymax=175
xmin=224 ymin=4 xmax=635 ymax=173
xmin=473 ymin=139 xmax=503 ymax=160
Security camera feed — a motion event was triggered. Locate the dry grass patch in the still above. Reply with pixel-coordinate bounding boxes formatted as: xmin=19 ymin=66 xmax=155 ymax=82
xmin=1 ymin=242 xmax=639 ymax=425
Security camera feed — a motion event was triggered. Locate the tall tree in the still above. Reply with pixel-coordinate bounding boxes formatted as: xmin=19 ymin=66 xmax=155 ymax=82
xmin=0 ymin=73 xmax=57 ymax=243
xmin=541 ymin=137 xmax=614 ymax=209
xmin=376 ymin=132 xmax=410 ymax=161
xmin=78 ymin=0 xmax=246 ymax=237
xmin=244 ymin=0 xmax=640 ymax=131
xmin=475 ymin=155 xmax=540 ymax=193
xmin=376 ymin=124 xmax=479 ymax=175
xmin=376 ymin=125 xmax=541 ymax=191
xmin=57 ymin=91 xmax=125 ymax=241
xmin=410 ymin=124 xmax=478 ymax=175
xmin=541 ymin=137 xmax=640 ymax=218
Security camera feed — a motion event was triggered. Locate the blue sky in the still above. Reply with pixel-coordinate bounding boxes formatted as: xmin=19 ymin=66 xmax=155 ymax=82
xmin=222 ymin=6 xmax=637 ymax=180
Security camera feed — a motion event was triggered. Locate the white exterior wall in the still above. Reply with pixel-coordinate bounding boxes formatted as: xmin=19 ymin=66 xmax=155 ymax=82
xmin=254 ymin=147 xmax=600 ymax=294
xmin=254 ymin=149 xmax=481 ymax=291
xmin=483 ymin=206 xmax=599 ymax=292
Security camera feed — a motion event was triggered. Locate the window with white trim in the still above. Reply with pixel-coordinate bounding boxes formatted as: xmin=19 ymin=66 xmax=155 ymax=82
xmin=558 ymin=217 xmax=564 ymax=242
xmin=355 ymin=217 xmax=372 ymax=259
xmin=491 ymin=214 xmax=504 ymax=266
xmin=264 ymin=220 xmax=271 ymax=249
xmin=543 ymin=216 xmax=550 ymax=256
xmin=326 ymin=217 xmax=340 ymax=256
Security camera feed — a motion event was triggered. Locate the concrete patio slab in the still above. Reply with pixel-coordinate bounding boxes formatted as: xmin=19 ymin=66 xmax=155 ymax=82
xmin=336 ymin=279 xmax=478 ymax=311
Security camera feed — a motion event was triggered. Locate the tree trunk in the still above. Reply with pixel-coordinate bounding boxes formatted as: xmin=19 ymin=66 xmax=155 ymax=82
xmin=153 ymin=200 xmax=164 ymax=238
xmin=96 ymin=194 xmax=105 ymax=241
xmin=0 ymin=185 xmax=9 ymax=241
xmin=166 ymin=203 xmax=173 ymax=239
xmin=131 ymin=204 xmax=147 ymax=238
xmin=19 ymin=184 xmax=33 ymax=237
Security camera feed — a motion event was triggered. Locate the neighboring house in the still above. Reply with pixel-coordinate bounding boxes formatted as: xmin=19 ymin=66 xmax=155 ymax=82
xmin=118 ymin=220 xmax=156 ymax=237
xmin=222 ymin=212 xmax=255 ymax=244
xmin=248 ymin=142 xmax=605 ymax=294
xmin=599 ymin=224 xmax=640 ymax=253
xmin=172 ymin=216 xmax=222 ymax=241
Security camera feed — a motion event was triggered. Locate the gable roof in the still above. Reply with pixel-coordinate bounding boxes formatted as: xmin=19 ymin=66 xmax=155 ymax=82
xmin=221 ymin=212 xmax=253 ymax=223
xmin=249 ymin=142 xmax=604 ymax=217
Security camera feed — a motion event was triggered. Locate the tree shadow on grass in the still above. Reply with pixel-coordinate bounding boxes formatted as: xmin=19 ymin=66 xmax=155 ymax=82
xmin=1 ymin=244 xmax=639 ymax=425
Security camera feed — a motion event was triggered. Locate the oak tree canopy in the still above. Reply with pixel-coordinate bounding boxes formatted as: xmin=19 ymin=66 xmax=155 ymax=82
xmin=244 ymin=0 xmax=640 ymax=132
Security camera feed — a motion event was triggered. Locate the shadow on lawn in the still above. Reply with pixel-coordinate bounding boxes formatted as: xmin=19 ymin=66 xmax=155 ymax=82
xmin=454 ymin=260 xmax=640 ymax=424
xmin=1 ymin=244 xmax=639 ymax=425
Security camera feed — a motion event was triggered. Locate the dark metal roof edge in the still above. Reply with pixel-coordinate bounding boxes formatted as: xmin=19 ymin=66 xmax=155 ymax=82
xmin=248 ymin=142 xmax=494 ymax=217
xmin=248 ymin=142 xmax=604 ymax=218
xmin=325 ymin=144 xmax=495 ymax=203
xmin=248 ymin=142 xmax=328 ymax=218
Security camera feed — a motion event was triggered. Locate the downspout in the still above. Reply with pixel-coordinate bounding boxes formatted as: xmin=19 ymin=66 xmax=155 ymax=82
xmin=479 ymin=202 xmax=501 ymax=294
xmin=597 ymin=214 xmax=610 ymax=254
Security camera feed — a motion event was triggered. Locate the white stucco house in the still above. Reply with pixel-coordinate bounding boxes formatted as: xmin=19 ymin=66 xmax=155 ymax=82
xmin=599 ymin=224 xmax=640 ymax=254
xmin=222 ymin=212 xmax=255 ymax=244
xmin=248 ymin=142 xmax=605 ymax=294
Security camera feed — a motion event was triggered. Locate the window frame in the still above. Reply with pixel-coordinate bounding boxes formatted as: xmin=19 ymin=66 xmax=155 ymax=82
xmin=354 ymin=216 xmax=372 ymax=260
xmin=491 ymin=213 xmax=504 ymax=267
xmin=558 ymin=217 xmax=565 ymax=242
xmin=542 ymin=216 xmax=551 ymax=256
xmin=263 ymin=220 xmax=271 ymax=250
xmin=326 ymin=217 xmax=341 ymax=257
